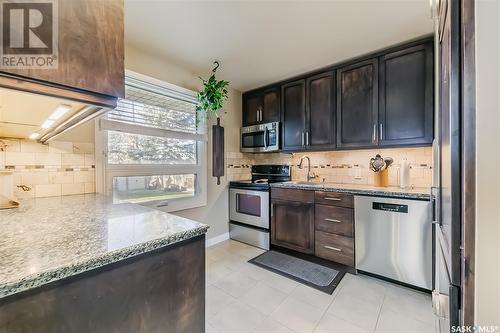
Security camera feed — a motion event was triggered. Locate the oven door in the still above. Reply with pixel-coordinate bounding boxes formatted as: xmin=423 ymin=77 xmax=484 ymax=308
xmin=229 ymin=188 xmax=269 ymax=229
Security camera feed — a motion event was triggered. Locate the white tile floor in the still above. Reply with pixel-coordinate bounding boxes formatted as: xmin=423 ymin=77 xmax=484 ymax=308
xmin=206 ymin=240 xmax=435 ymax=333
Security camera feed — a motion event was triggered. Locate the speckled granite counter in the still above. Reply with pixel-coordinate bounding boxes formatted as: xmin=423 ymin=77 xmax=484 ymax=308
xmin=270 ymin=182 xmax=431 ymax=200
xmin=0 ymin=194 xmax=209 ymax=299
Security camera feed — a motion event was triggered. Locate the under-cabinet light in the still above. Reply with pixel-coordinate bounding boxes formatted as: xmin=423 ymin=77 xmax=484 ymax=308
xmin=48 ymin=104 xmax=72 ymax=120
xmin=29 ymin=132 xmax=40 ymax=140
xmin=41 ymin=119 xmax=55 ymax=129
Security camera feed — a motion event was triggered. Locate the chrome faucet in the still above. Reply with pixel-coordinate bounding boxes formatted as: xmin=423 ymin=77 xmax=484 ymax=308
xmin=298 ymin=155 xmax=317 ymax=182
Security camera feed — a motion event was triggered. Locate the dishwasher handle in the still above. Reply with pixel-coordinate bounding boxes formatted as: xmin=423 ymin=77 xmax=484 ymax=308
xmin=372 ymin=202 xmax=408 ymax=213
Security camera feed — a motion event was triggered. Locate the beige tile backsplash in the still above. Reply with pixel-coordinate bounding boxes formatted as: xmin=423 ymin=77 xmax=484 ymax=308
xmin=227 ymin=147 xmax=433 ymax=188
xmin=0 ymin=138 xmax=96 ymax=199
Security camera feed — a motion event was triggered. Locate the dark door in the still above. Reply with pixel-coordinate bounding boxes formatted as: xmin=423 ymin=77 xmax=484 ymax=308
xmin=271 ymin=200 xmax=314 ymax=254
xmin=243 ymin=93 xmax=262 ymax=126
xmin=262 ymin=88 xmax=280 ymax=123
xmin=379 ymin=43 xmax=434 ymax=146
xmin=337 ymin=59 xmax=379 ymax=148
xmin=435 ymin=0 xmax=462 ymax=330
xmin=306 ymin=72 xmax=336 ymax=150
xmin=281 ymin=79 xmax=306 ymax=151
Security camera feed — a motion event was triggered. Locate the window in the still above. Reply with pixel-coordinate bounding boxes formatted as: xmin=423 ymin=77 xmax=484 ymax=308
xmin=97 ymin=70 xmax=207 ymax=212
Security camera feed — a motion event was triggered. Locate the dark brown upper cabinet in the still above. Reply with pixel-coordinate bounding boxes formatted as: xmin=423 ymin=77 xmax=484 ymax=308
xmin=243 ymin=37 xmax=434 ymax=152
xmin=281 ymin=72 xmax=336 ymax=152
xmin=336 ymin=58 xmax=379 ymax=149
xmin=243 ymin=93 xmax=261 ymax=126
xmin=0 ymin=0 xmax=124 ymax=108
xmin=379 ymin=43 xmax=434 ymax=146
xmin=281 ymin=79 xmax=306 ymax=151
xmin=242 ymin=87 xmax=280 ymax=126
xmin=306 ymin=72 xmax=336 ymax=150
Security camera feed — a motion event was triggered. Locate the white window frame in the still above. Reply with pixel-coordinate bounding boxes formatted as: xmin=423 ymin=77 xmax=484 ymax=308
xmin=95 ymin=70 xmax=207 ymax=212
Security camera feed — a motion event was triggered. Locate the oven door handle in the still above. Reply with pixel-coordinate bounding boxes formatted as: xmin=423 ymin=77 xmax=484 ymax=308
xmin=264 ymin=127 xmax=268 ymax=149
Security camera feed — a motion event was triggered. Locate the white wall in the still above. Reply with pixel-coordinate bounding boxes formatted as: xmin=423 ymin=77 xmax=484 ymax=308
xmin=475 ymin=0 xmax=500 ymax=325
xmin=125 ymin=44 xmax=242 ymax=240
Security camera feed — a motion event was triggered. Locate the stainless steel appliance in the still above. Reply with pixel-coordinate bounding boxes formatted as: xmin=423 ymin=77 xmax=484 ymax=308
xmin=432 ymin=0 xmax=463 ymax=329
xmin=240 ymin=122 xmax=280 ymax=153
xmin=229 ymin=165 xmax=290 ymax=250
xmin=355 ymin=196 xmax=432 ymax=290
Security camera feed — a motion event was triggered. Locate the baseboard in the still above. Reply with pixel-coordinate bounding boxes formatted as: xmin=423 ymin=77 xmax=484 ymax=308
xmin=206 ymin=232 xmax=230 ymax=247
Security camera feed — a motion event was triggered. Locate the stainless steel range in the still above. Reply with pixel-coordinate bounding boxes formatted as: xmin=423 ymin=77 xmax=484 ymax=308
xmin=229 ymin=165 xmax=291 ymax=250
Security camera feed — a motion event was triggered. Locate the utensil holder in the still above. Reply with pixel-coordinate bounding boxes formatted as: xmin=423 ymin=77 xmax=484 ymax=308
xmin=373 ymin=169 xmax=389 ymax=187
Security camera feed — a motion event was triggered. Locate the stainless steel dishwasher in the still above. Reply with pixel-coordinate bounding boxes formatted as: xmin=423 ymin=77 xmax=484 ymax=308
xmin=354 ymin=196 xmax=432 ymax=290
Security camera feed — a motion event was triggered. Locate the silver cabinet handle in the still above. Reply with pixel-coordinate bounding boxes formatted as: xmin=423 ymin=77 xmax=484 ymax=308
xmin=372 ymin=123 xmax=377 ymax=142
xmin=259 ymin=108 xmax=262 ymax=122
xmin=156 ymin=201 xmax=169 ymax=208
xmin=379 ymin=123 xmax=383 ymax=140
xmin=306 ymin=131 xmax=309 ymax=146
xmin=324 ymin=197 xmax=341 ymax=201
xmin=324 ymin=245 xmax=342 ymax=252
xmin=301 ymin=132 xmax=305 ymax=146
xmin=270 ymin=203 xmax=274 ymax=217
xmin=256 ymin=109 xmax=259 ymax=122
xmin=324 ymin=218 xmax=342 ymax=223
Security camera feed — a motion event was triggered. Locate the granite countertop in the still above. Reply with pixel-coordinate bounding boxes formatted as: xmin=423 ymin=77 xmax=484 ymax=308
xmin=0 ymin=194 xmax=209 ymax=299
xmin=270 ymin=181 xmax=431 ymax=200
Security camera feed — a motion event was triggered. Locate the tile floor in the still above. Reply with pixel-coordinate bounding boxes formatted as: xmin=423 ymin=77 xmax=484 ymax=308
xmin=206 ymin=240 xmax=436 ymax=333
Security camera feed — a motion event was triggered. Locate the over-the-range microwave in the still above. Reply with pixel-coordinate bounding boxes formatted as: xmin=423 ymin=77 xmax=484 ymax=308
xmin=240 ymin=122 xmax=280 ymax=153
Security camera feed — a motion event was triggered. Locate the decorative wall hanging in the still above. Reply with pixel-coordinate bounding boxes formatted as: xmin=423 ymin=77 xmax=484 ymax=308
xmin=196 ymin=61 xmax=229 ymax=185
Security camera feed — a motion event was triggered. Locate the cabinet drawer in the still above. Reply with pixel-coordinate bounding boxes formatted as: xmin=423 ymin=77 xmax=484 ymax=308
xmin=315 ymin=204 xmax=353 ymax=237
xmin=315 ymin=231 xmax=354 ymax=266
xmin=315 ymin=191 xmax=353 ymax=208
xmin=271 ymin=188 xmax=314 ymax=203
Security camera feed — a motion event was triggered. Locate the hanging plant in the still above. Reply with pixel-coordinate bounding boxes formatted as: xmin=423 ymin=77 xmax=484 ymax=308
xmin=196 ymin=61 xmax=229 ymax=124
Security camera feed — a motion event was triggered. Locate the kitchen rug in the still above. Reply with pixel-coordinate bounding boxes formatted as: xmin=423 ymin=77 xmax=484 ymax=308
xmin=249 ymin=250 xmax=346 ymax=294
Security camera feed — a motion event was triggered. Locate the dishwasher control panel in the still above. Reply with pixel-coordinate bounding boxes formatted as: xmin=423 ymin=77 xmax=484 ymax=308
xmin=372 ymin=202 xmax=408 ymax=213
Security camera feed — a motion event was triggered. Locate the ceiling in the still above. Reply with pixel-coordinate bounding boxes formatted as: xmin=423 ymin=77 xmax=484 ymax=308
xmin=125 ymin=0 xmax=433 ymax=92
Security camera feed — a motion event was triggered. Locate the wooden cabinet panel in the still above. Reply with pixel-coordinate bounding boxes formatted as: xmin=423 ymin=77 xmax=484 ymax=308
xmin=315 ymin=204 xmax=354 ymax=237
xmin=0 ymin=0 xmax=124 ymax=99
xmin=336 ymin=59 xmax=379 ymax=148
xmin=315 ymin=231 xmax=354 ymax=267
xmin=242 ymin=87 xmax=280 ymax=126
xmin=262 ymin=88 xmax=280 ymax=123
xmin=379 ymin=43 xmax=434 ymax=146
xmin=314 ymin=191 xmax=354 ymax=208
xmin=271 ymin=199 xmax=314 ymax=254
xmin=306 ymin=72 xmax=336 ymax=149
xmin=0 ymin=236 xmax=205 ymax=333
xmin=271 ymin=188 xmax=314 ymax=203
xmin=281 ymin=79 xmax=306 ymax=151
xmin=243 ymin=93 xmax=261 ymax=126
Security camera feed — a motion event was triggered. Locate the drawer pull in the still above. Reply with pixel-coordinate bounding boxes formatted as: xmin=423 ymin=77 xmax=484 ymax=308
xmin=324 ymin=218 xmax=342 ymax=223
xmin=324 ymin=245 xmax=342 ymax=252
xmin=324 ymin=197 xmax=341 ymax=201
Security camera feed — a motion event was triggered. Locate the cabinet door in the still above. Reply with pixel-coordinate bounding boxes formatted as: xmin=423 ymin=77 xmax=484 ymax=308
xmin=336 ymin=59 xmax=379 ymax=148
xmin=271 ymin=200 xmax=314 ymax=254
xmin=242 ymin=93 xmax=262 ymax=126
xmin=379 ymin=43 xmax=434 ymax=146
xmin=0 ymin=0 xmax=124 ymax=98
xmin=261 ymin=87 xmax=280 ymax=123
xmin=306 ymin=72 xmax=336 ymax=149
xmin=281 ymin=79 xmax=306 ymax=151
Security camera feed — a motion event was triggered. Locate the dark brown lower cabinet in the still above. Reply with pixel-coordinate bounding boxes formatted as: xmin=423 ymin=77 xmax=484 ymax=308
xmin=271 ymin=188 xmax=356 ymax=266
xmin=0 ymin=235 xmax=206 ymax=333
xmin=271 ymin=189 xmax=315 ymax=254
